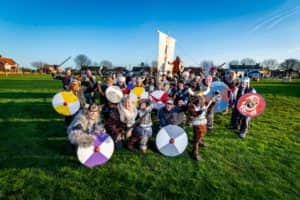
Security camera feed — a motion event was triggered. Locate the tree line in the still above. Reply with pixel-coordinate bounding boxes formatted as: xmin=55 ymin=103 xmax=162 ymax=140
xmin=31 ymin=54 xmax=300 ymax=73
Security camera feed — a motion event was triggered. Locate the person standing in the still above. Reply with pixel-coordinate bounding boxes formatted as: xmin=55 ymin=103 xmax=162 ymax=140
xmin=81 ymin=70 xmax=98 ymax=104
xmin=231 ymin=77 xmax=256 ymax=139
xmin=169 ymin=56 xmax=183 ymax=78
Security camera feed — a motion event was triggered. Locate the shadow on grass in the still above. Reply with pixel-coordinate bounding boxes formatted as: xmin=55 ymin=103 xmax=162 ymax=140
xmin=0 ymin=92 xmax=55 ymax=99
xmin=0 ymin=80 xmax=60 ymax=90
xmin=0 ymin=102 xmax=59 ymax=119
xmin=0 ymin=119 xmax=79 ymax=170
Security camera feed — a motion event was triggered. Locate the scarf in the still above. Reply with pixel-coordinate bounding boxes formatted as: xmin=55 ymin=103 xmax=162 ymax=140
xmin=118 ymin=103 xmax=137 ymax=127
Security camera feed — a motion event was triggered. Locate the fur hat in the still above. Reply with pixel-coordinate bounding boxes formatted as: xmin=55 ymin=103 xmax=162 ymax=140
xmin=86 ymin=103 xmax=100 ymax=112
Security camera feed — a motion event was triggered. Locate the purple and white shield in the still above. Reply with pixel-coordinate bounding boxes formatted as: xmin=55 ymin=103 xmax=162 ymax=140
xmin=156 ymin=125 xmax=188 ymax=157
xmin=77 ymin=133 xmax=114 ymax=168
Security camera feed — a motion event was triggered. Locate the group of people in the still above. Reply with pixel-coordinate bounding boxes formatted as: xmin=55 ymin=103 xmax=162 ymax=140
xmin=55 ymin=61 xmax=256 ymax=161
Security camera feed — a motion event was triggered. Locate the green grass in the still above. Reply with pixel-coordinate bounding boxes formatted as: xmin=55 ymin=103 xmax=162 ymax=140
xmin=0 ymin=75 xmax=299 ymax=199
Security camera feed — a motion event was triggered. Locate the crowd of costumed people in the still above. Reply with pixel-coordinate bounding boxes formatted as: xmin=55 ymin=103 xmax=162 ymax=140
xmin=51 ymin=57 xmax=265 ymax=167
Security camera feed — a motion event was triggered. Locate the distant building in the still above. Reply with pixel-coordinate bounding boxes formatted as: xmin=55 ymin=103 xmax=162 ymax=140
xmin=37 ymin=64 xmax=63 ymax=74
xmin=81 ymin=66 xmax=101 ymax=74
xmin=229 ymin=64 xmax=261 ymax=77
xmin=184 ymin=66 xmax=204 ymax=75
xmin=0 ymin=55 xmax=19 ymax=72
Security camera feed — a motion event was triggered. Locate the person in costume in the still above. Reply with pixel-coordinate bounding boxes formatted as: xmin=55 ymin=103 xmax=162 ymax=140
xmin=67 ymin=104 xmax=105 ymax=147
xmin=118 ymin=95 xmax=138 ymax=136
xmin=231 ymin=77 xmax=256 ymax=139
xmin=169 ymin=56 xmax=183 ymax=78
xmin=188 ymin=95 xmax=219 ymax=160
xmin=135 ymin=77 xmax=145 ymax=87
xmin=98 ymin=77 xmax=114 ymax=118
xmin=64 ymin=79 xmax=86 ymax=126
xmin=127 ymin=99 xmax=153 ymax=153
xmin=81 ymin=70 xmax=98 ymax=104
xmin=181 ymin=70 xmax=190 ymax=85
xmin=223 ymin=71 xmax=238 ymax=114
xmin=54 ymin=69 xmax=73 ymax=90
xmin=200 ymin=75 xmax=215 ymax=130
xmin=116 ymin=75 xmax=129 ymax=94
xmin=105 ymin=96 xmax=137 ymax=149
xmin=169 ymin=80 xmax=190 ymax=107
xmin=145 ymin=77 xmax=156 ymax=93
xmin=70 ymin=79 xmax=86 ymax=107
xmin=158 ymin=99 xmax=186 ymax=127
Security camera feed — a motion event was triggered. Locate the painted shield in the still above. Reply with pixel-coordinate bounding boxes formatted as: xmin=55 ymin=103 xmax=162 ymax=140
xmin=150 ymin=90 xmax=169 ymax=110
xmin=130 ymin=87 xmax=149 ymax=104
xmin=207 ymin=81 xmax=231 ymax=113
xmin=156 ymin=125 xmax=188 ymax=157
xmin=237 ymin=93 xmax=266 ymax=118
xmin=52 ymin=91 xmax=80 ymax=116
xmin=105 ymin=86 xmax=123 ymax=103
xmin=77 ymin=133 xmax=114 ymax=168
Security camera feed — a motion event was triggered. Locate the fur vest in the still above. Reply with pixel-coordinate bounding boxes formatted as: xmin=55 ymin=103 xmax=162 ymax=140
xmin=67 ymin=111 xmax=104 ymax=146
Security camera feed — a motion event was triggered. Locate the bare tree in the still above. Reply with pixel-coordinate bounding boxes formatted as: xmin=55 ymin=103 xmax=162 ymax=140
xmin=262 ymin=59 xmax=279 ymax=69
xmin=92 ymin=62 xmax=99 ymax=66
xmin=200 ymin=60 xmax=214 ymax=73
xmin=100 ymin=60 xmax=113 ymax=68
xmin=241 ymin=58 xmax=256 ymax=65
xmin=229 ymin=60 xmax=240 ymax=66
xmin=31 ymin=61 xmax=45 ymax=69
xmin=74 ymin=54 xmax=91 ymax=68
xmin=280 ymin=58 xmax=300 ymax=76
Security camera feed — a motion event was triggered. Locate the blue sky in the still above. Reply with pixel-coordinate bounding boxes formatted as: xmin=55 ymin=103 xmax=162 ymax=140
xmin=0 ymin=0 xmax=299 ymax=68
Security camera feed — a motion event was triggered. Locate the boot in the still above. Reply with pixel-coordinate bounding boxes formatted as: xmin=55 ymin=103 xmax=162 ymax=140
xmin=199 ymin=142 xmax=208 ymax=148
xmin=141 ymin=147 xmax=148 ymax=154
xmin=140 ymin=136 xmax=149 ymax=154
xmin=192 ymin=144 xmax=201 ymax=161
xmin=127 ymin=136 xmax=139 ymax=151
xmin=239 ymin=129 xmax=248 ymax=139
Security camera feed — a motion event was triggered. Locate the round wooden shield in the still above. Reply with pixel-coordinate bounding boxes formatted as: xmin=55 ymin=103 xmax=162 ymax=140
xmin=105 ymin=86 xmax=123 ymax=103
xmin=130 ymin=87 xmax=149 ymax=104
xmin=237 ymin=93 xmax=266 ymax=118
xmin=150 ymin=90 xmax=169 ymax=110
xmin=77 ymin=133 xmax=114 ymax=168
xmin=207 ymin=81 xmax=231 ymax=113
xmin=150 ymin=90 xmax=169 ymax=103
xmin=156 ymin=125 xmax=188 ymax=157
xmin=52 ymin=91 xmax=80 ymax=116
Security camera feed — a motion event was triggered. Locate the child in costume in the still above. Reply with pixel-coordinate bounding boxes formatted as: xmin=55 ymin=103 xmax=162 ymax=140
xmin=127 ymin=99 xmax=153 ymax=153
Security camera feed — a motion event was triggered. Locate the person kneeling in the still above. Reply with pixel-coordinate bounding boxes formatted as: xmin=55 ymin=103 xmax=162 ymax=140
xmin=158 ymin=99 xmax=186 ymax=127
xmin=67 ymin=104 xmax=104 ymax=147
xmin=127 ymin=99 xmax=153 ymax=153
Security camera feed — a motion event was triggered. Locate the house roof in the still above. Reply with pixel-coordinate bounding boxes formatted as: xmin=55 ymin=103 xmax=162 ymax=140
xmin=0 ymin=57 xmax=17 ymax=65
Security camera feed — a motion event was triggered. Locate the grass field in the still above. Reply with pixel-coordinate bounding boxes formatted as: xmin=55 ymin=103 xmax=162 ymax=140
xmin=0 ymin=75 xmax=299 ymax=199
